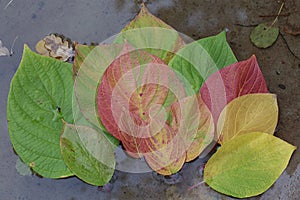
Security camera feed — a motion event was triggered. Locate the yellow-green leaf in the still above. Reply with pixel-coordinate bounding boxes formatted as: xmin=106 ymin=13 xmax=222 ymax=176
xmin=217 ymin=94 xmax=278 ymax=144
xmin=204 ymin=132 xmax=296 ymax=198
xmin=60 ymin=124 xmax=115 ymax=186
xmin=114 ymin=4 xmax=184 ymax=63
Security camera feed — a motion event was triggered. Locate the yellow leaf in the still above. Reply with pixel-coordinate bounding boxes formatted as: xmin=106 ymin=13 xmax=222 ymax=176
xmin=217 ymin=94 xmax=278 ymax=145
xmin=204 ymin=132 xmax=296 ymax=198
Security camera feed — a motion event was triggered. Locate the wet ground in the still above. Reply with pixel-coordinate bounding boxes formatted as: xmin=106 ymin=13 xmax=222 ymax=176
xmin=0 ymin=0 xmax=299 ymax=199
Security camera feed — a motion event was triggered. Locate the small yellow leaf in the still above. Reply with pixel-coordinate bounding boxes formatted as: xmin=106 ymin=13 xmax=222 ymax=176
xmin=217 ymin=94 xmax=278 ymax=145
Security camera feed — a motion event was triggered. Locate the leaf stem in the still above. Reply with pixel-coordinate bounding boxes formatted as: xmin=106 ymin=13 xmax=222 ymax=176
xmin=269 ymin=2 xmax=285 ymax=28
xmin=187 ymin=180 xmax=205 ymax=191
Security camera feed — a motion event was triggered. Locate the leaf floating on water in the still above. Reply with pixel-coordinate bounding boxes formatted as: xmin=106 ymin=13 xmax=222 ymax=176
xmin=7 ymin=45 xmax=74 ymax=178
xmin=217 ymin=94 xmax=278 ymax=145
xmin=0 ymin=40 xmax=10 ymax=56
xmin=200 ymin=55 xmax=269 ymax=124
xmin=250 ymin=22 xmax=279 ymax=48
xmin=204 ymin=132 xmax=296 ymax=198
xmin=60 ymin=124 xmax=116 ymax=186
xmin=15 ymin=157 xmax=32 ymax=176
xmin=35 ymin=34 xmax=74 ymax=61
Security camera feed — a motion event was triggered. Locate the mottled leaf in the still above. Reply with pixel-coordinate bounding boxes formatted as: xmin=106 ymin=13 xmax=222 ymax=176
xmin=204 ymin=132 xmax=296 ymax=198
xmin=97 ymin=44 xmax=185 ymax=157
xmin=171 ymin=94 xmax=214 ymax=162
xmin=60 ymin=124 xmax=115 ymax=186
xmin=217 ymin=94 xmax=278 ymax=144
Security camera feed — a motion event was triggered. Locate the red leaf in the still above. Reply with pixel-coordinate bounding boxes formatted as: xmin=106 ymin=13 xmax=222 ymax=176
xmin=97 ymin=43 xmax=185 ymax=157
xmin=200 ymin=55 xmax=268 ymax=125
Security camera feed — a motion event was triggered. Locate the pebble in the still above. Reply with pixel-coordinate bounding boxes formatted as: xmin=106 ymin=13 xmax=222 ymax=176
xmin=278 ymin=84 xmax=286 ymax=90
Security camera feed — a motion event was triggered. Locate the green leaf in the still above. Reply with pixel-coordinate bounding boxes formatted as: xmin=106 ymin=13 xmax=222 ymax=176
xmin=250 ymin=23 xmax=279 ymax=48
xmin=168 ymin=31 xmax=237 ymax=92
xmin=7 ymin=45 xmax=73 ymax=178
xmin=60 ymin=123 xmax=115 ymax=186
xmin=113 ymin=4 xmax=184 ymax=63
xmin=204 ymin=132 xmax=296 ymax=198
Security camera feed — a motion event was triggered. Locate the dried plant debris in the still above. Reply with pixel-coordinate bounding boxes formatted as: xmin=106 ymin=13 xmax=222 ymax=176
xmin=0 ymin=40 xmax=11 ymax=56
xmin=35 ymin=34 xmax=74 ymax=61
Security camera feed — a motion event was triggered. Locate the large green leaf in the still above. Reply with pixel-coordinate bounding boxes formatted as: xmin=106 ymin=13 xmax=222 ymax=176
xmin=204 ymin=132 xmax=296 ymax=198
xmin=168 ymin=31 xmax=237 ymax=92
xmin=113 ymin=4 xmax=184 ymax=63
xmin=7 ymin=45 xmax=73 ymax=178
xmin=60 ymin=123 xmax=115 ymax=186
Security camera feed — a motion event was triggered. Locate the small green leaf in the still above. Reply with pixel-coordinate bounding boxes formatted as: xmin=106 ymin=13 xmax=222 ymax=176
xmin=60 ymin=123 xmax=115 ymax=186
xmin=169 ymin=31 xmax=237 ymax=92
xmin=7 ymin=45 xmax=73 ymax=178
xmin=15 ymin=157 xmax=32 ymax=176
xmin=204 ymin=132 xmax=296 ymax=198
xmin=250 ymin=23 xmax=279 ymax=48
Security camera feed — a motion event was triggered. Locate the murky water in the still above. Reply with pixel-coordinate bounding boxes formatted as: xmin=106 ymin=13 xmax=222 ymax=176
xmin=1 ymin=0 xmax=299 ymax=199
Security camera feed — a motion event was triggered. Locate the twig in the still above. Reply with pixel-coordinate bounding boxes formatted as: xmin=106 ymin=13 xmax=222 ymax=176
xmin=10 ymin=35 xmax=18 ymax=55
xmin=269 ymin=2 xmax=285 ymax=28
xmin=259 ymin=13 xmax=290 ymax=17
xmin=234 ymin=23 xmax=258 ymax=27
xmin=4 ymin=0 xmax=13 ymax=10
xmin=187 ymin=181 xmax=205 ymax=191
xmin=279 ymin=32 xmax=300 ymax=60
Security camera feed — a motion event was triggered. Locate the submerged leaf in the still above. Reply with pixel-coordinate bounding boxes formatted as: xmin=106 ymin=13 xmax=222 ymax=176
xmin=217 ymin=94 xmax=278 ymax=144
xmin=7 ymin=45 xmax=73 ymax=178
xmin=0 ymin=40 xmax=10 ymax=56
xmin=60 ymin=124 xmax=115 ymax=186
xmin=169 ymin=31 xmax=237 ymax=92
xmin=15 ymin=157 xmax=32 ymax=176
xmin=250 ymin=23 xmax=279 ymax=48
xmin=204 ymin=132 xmax=296 ymax=198
xmin=200 ymin=55 xmax=269 ymax=124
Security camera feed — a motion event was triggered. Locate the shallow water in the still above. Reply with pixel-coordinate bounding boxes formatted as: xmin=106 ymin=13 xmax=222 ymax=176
xmin=1 ymin=0 xmax=299 ymax=199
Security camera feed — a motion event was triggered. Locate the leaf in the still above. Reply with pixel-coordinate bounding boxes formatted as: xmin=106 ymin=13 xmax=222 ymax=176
xmin=200 ymin=55 xmax=269 ymax=124
xmin=60 ymin=123 xmax=115 ymax=186
xmin=15 ymin=157 xmax=32 ymax=176
xmin=0 ymin=40 xmax=10 ymax=56
xmin=217 ymin=94 xmax=278 ymax=145
xmin=73 ymin=44 xmax=122 ymax=144
xmin=114 ymin=4 xmax=184 ymax=63
xmin=250 ymin=23 xmax=279 ymax=48
xmin=168 ymin=31 xmax=237 ymax=93
xmin=35 ymin=34 xmax=74 ymax=61
xmin=97 ymin=43 xmax=186 ymax=157
xmin=204 ymin=132 xmax=296 ymax=198
xmin=143 ymin=125 xmax=187 ymax=175
xmin=7 ymin=45 xmax=73 ymax=178
xmin=170 ymin=94 xmax=214 ymax=162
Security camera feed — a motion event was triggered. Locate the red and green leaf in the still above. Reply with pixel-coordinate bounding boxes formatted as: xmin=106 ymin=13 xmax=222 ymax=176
xmin=200 ymin=55 xmax=269 ymax=124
